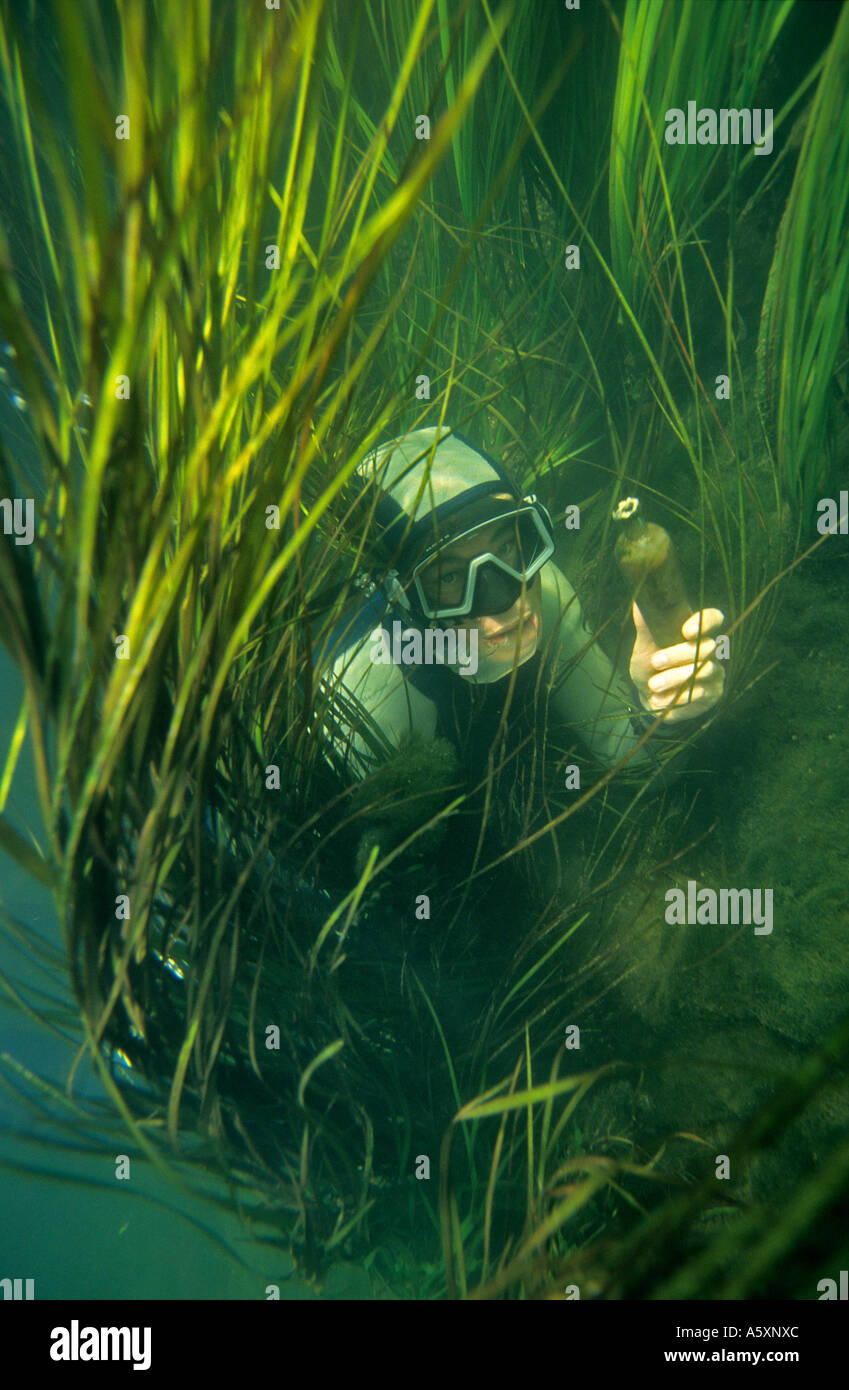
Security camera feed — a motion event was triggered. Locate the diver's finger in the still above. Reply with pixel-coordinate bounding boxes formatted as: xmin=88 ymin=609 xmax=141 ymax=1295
xmin=651 ymin=637 xmax=716 ymax=671
xmin=648 ymin=660 xmax=719 ymax=693
xmin=631 ymin=603 xmax=658 ymax=655
xmin=648 ymin=685 xmax=707 ymax=710
xmin=682 ymin=608 xmax=725 ymax=640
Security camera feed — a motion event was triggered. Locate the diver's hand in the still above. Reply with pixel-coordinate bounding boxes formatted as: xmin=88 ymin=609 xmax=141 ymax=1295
xmin=630 ymin=603 xmax=725 ymax=723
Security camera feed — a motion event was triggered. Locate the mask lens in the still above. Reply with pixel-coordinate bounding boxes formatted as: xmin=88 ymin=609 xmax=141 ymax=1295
xmin=512 ymin=511 xmax=549 ymax=571
xmin=414 ymin=506 xmax=553 ymax=617
xmin=416 ymin=552 xmax=469 ymax=614
xmin=467 ymin=563 xmax=523 ymax=618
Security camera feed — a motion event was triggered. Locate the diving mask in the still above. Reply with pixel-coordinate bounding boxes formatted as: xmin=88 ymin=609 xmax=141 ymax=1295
xmin=409 ymin=502 xmax=555 ymax=621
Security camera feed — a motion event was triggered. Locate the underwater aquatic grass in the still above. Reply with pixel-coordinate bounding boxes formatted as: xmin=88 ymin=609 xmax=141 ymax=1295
xmin=0 ymin=0 xmax=521 ymax=1268
xmin=597 ymin=0 xmax=849 ymax=654
xmin=434 ymin=1011 xmax=849 ymax=1299
xmin=756 ymin=0 xmax=849 ymax=518
xmin=437 ymin=1047 xmax=649 ymax=1298
xmin=587 ymin=1012 xmax=849 ymax=1300
xmin=1 ymin=0 xmax=848 ymax=1299
xmin=607 ymin=0 xmax=796 ymax=308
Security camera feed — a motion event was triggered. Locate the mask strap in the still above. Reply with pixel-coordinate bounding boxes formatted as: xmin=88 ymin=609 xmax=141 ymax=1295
xmin=385 ymin=569 xmax=412 ymax=612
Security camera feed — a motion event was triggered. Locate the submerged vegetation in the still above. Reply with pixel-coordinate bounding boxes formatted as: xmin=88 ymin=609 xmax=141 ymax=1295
xmin=1 ymin=0 xmax=848 ymax=1297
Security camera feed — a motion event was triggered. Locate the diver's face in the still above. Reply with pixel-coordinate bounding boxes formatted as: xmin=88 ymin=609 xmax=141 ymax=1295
xmin=472 ymin=585 xmax=541 ymax=658
xmin=455 ymin=580 xmax=542 ymax=675
xmin=418 ymin=509 xmax=543 ymax=673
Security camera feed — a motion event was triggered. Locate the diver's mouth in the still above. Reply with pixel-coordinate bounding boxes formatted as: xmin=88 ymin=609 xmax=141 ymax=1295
xmin=484 ymin=611 xmax=538 ymax=647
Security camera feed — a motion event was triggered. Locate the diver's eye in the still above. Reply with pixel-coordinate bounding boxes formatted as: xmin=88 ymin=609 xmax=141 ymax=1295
xmin=422 ymin=566 xmax=464 ymax=603
xmin=497 ymin=537 xmax=521 ymax=565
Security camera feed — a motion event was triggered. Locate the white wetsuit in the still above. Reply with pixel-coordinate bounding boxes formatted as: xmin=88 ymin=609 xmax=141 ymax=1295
xmin=317 ymin=559 xmax=648 ymax=781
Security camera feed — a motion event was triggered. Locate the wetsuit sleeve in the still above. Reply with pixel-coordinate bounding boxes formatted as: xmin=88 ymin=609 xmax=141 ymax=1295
xmin=538 ymin=561 xmax=649 ymax=765
xmin=317 ymin=635 xmax=439 ymax=780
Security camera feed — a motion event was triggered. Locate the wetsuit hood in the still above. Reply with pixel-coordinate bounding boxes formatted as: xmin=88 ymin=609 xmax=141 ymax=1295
xmin=355 ymin=426 xmax=517 ymax=574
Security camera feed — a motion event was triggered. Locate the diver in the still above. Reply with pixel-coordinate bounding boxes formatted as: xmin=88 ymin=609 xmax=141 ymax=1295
xmin=314 ymin=426 xmax=725 ymax=867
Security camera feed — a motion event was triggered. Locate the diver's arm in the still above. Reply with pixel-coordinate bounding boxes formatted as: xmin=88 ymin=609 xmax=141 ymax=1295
xmin=539 ymin=561 xmax=649 ymax=765
xmin=318 ymin=637 xmax=460 ymax=875
xmin=317 ymin=636 xmax=439 ymax=780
